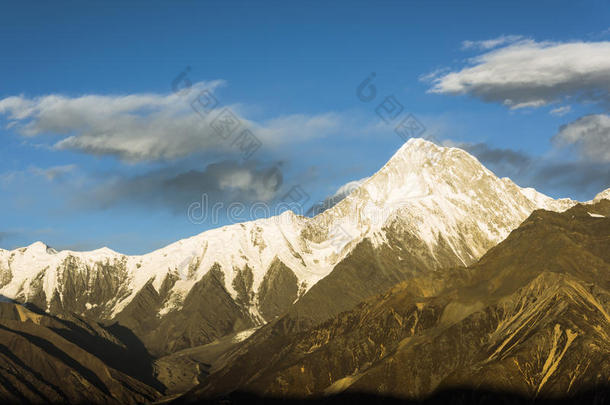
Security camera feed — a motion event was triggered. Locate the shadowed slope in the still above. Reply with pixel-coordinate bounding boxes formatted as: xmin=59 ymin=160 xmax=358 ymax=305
xmin=0 ymin=301 xmax=162 ymax=404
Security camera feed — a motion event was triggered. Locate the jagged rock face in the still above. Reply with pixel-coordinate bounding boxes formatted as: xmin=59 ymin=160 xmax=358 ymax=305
xmin=49 ymin=256 xmax=132 ymax=317
xmin=0 ymin=245 xmax=132 ymax=319
xmin=257 ymin=259 xmax=300 ymax=321
xmin=186 ymin=201 xmax=610 ymax=402
xmin=0 ymin=302 xmax=162 ymax=404
xmin=0 ymin=139 xmax=596 ymax=356
xmin=115 ymin=264 xmax=256 ymax=357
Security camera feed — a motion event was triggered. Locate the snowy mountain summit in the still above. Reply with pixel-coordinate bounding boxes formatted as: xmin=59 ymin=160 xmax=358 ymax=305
xmin=0 ymin=138 xmax=597 ymax=355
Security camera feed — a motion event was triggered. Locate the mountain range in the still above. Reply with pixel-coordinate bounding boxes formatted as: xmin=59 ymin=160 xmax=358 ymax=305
xmin=0 ymin=138 xmax=608 ymax=404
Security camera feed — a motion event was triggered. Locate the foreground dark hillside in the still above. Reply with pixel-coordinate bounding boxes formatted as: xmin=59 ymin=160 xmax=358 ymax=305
xmin=0 ymin=301 xmax=162 ymax=404
xmin=179 ymin=200 xmax=610 ymax=403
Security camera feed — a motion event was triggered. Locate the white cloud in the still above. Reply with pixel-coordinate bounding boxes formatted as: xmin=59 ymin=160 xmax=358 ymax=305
xmin=29 ymin=164 xmax=77 ymax=181
xmin=256 ymin=113 xmax=342 ymax=145
xmin=333 ymin=178 xmax=368 ymax=199
xmin=0 ymin=171 xmax=17 ymax=187
xmin=418 ymin=67 xmax=451 ymax=83
xmin=0 ymin=82 xmax=344 ymax=162
xmin=307 ymin=177 xmax=369 ymax=215
xmin=461 ymin=35 xmax=524 ymax=50
xmin=428 ymin=40 xmax=610 ymax=109
xmin=552 ymin=114 xmax=610 ymax=163
xmin=0 ymin=164 xmax=77 ymax=187
xmin=550 ymin=106 xmax=572 ymax=116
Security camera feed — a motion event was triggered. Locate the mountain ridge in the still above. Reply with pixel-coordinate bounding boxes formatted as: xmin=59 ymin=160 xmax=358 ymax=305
xmin=0 ymin=138 xmax=606 ymax=356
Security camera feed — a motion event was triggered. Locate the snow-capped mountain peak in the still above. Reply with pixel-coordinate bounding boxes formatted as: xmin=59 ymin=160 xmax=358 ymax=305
xmin=594 ymin=188 xmax=610 ymax=203
xmin=310 ymin=138 xmax=575 ymax=264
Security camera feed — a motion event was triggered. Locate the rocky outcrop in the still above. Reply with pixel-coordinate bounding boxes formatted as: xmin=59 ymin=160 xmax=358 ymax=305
xmin=117 ymin=264 xmax=256 ymax=357
xmin=257 ymin=259 xmax=299 ymax=321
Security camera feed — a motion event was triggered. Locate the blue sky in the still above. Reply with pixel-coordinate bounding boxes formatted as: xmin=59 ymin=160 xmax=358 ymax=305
xmin=1 ymin=0 xmax=609 ymax=253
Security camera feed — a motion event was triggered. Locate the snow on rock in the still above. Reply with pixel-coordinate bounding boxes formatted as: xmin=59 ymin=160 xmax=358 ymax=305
xmin=588 ymin=212 xmax=606 ymax=218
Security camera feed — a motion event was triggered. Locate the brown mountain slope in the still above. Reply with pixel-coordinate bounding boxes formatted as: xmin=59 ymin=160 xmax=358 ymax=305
xmin=179 ymin=200 xmax=610 ymax=403
xmin=0 ymin=301 xmax=162 ymax=404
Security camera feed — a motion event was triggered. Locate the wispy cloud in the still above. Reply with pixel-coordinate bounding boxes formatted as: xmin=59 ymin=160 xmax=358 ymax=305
xmin=306 ymin=177 xmax=368 ymax=216
xmin=552 ymin=114 xmax=610 ymax=163
xmin=449 ymin=140 xmax=609 ymax=198
xmin=29 ymin=164 xmax=77 ymax=181
xmin=461 ymin=35 xmax=524 ymax=50
xmin=549 ymin=106 xmax=572 ymax=116
xmin=0 ymin=82 xmax=345 ymax=162
xmin=428 ymin=40 xmax=610 ymax=109
xmin=0 ymin=164 xmax=78 ymax=186
xmin=0 ymin=231 xmax=15 ymax=243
